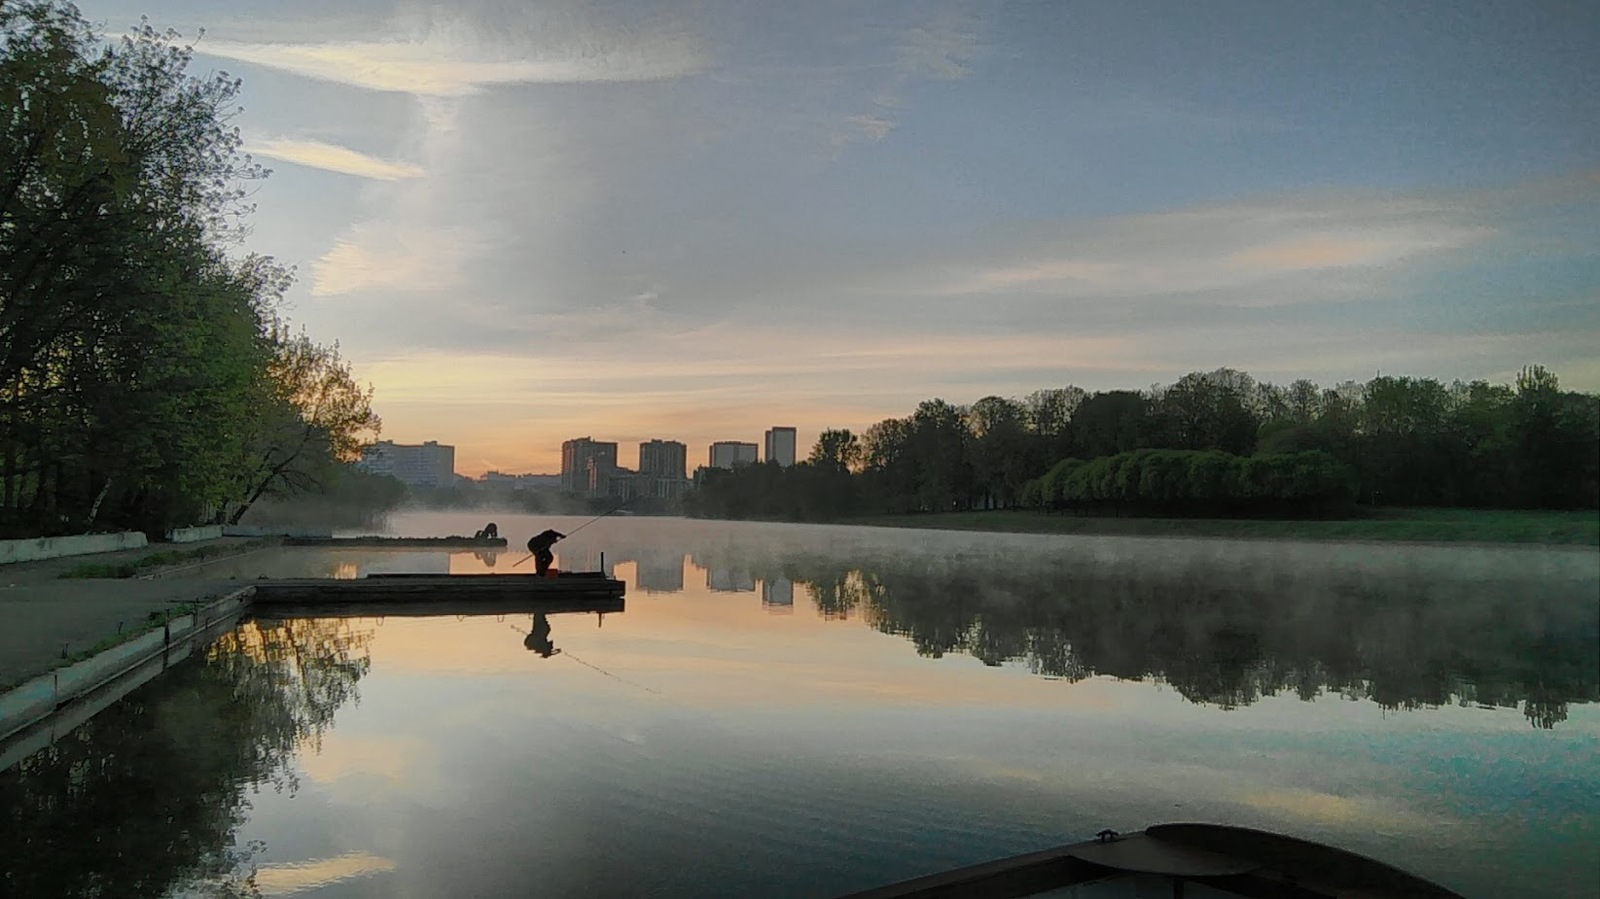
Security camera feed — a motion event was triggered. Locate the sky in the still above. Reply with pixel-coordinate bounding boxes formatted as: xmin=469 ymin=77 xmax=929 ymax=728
xmin=75 ymin=0 xmax=1600 ymax=475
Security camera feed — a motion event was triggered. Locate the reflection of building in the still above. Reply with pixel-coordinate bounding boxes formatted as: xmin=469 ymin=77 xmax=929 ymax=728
xmin=764 ymin=427 xmax=797 ymax=467
xmin=556 ymin=546 xmax=611 ymax=575
xmin=707 ymin=566 xmax=756 ymax=592
xmin=762 ymin=578 xmax=794 ymax=614
xmin=358 ymin=440 xmax=456 ymax=488
xmin=634 ymin=551 xmax=686 ymax=593
xmin=562 ymin=437 xmax=618 ymax=494
xmin=708 ymin=441 xmax=758 ymax=469
xmin=362 ymin=552 xmax=450 ymax=575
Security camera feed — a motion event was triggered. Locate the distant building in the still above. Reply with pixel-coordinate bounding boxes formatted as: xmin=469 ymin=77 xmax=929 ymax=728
xmin=764 ymin=427 xmax=798 ymax=467
xmin=358 ymin=440 xmax=456 ymax=488
xmin=480 ymin=471 xmax=561 ymax=490
xmin=562 ymin=437 xmax=618 ymax=495
xmin=708 ymin=441 xmax=759 ymax=469
xmin=639 ymin=439 xmax=687 ymax=479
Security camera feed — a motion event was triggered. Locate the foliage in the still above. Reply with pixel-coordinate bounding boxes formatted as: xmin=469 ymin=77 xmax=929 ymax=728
xmin=0 ymin=3 xmax=378 ymax=537
xmin=1024 ymin=448 xmax=1356 ymax=514
xmin=686 ymin=365 xmax=1598 ymax=522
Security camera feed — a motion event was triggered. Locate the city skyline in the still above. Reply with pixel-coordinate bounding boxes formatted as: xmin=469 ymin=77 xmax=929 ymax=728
xmin=61 ymin=0 xmax=1600 ymax=477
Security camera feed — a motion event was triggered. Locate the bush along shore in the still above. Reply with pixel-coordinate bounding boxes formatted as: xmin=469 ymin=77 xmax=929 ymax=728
xmin=685 ymin=366 xmax=1597 ymax=538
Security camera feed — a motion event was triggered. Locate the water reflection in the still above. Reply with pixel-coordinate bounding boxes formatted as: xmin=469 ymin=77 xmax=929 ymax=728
xmin=520 ymin=612 xmax=561 ymax=658
xmin=0 ymin=619 xmax=372 ymax=898
xmin=591 ymin=543 xmax=1596 ymax=729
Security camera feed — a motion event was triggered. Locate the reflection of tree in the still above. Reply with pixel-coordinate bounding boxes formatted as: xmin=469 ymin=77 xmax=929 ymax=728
xmin=0 ymin=618 xmax=372 ymax=897
xmin=758 ymin=552 xmax=1596 ymax=729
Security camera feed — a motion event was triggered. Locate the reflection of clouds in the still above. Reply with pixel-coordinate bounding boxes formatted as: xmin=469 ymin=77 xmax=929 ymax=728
xmin=254 ymin=851 xmax=397 ymax=895
xmin=297 ymin=735 xmax=425 ymax=785
xmin=1239 ymin=789 xmax=1443 ymax=833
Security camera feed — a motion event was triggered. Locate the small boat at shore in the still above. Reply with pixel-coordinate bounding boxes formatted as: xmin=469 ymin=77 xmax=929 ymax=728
xmin=837 ymin=823 xmax=1465 ymax=898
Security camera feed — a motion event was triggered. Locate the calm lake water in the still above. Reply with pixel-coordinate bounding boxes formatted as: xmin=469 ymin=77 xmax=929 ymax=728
xmin=2 ymin=511 xmax=1597 ymax=898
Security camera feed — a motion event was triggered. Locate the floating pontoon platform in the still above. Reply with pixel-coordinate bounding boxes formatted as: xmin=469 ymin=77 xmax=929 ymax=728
xmin=281 ymin=536 xmax=509 ymax=548
xmin=251 ymin=572 xmax=626 ymax=606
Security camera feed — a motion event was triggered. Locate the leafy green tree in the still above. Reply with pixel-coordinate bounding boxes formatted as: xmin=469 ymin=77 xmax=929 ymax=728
xmin=808 ymin=428 xmax=862 ymax=473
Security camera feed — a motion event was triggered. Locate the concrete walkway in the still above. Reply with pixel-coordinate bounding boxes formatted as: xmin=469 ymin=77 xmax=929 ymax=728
xmin=0 ymin=538 xmax=264 ymax=688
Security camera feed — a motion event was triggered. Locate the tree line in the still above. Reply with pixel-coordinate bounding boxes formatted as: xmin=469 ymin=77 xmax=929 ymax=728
xmin=0 ymin=3 xmax=380 ymax=537
xmin=685 ymin=365 xmax=1599 ymax=520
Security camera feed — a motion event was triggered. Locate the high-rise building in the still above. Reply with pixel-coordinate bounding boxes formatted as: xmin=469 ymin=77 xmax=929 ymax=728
xmin=561 ymin=437 xmax=617 ymax=494
xmin=639 ymin=439 xmax=687 ymax=480
xmin=764 ymin=427 xmax=798 ymax=467
xmin=708 ymin=441 xmax=758 ymax=469
xmin=358 ymin=440 xmax=456 ymax=488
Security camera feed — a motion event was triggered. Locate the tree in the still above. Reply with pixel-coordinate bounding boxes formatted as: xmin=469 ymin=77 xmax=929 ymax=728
xmin=808 ymin=428 xmax=862 ymax=473
xmin=968 ymin=395 xmax=1032 ymax=508
xmin=222 ymin=328 xmax=380 ymax=524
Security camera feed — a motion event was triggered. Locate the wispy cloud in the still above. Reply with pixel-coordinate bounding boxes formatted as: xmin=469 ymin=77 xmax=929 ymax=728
xmin=205 ymin=36 xmax=704 ymax=96
xmin=831 ymin=3 xmax=984 ymax=148
xmin=247 ymin=137 xmax=425 ymax=180
xmin=201 ymin=10 xmax=706 ymax=97
xmin=888 ymin=192 xmax=1493 ymax=304
xmin=311 ymin=224 xmax=479 ymax=297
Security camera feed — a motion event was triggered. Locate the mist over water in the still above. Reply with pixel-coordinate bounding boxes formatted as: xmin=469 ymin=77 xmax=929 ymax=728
xmin=3 ymin=512 xmax=1595 ymax=898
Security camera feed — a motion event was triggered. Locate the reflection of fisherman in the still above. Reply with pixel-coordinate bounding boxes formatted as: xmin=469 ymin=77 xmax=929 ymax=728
xmin=523 ymin=612 xmax=560 ymax=658
xmin=526 ymin=528 xmax=566 ymax=576
xmin=473 ymin=549 xmax=499 ymax=568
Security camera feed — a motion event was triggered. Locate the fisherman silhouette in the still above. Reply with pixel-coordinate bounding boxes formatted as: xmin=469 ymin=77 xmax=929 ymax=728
xmin=526 ymin=528 xmax=566 ymax=576
xmin=523 ymin=612 xmax=560 ymax=658
xmin=474 ymin=522 xmax=499 ymax=539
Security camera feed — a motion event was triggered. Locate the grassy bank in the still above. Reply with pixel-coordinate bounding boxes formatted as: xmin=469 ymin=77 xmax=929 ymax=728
xmin=844 ymin=508 xmax=1599 ymax=546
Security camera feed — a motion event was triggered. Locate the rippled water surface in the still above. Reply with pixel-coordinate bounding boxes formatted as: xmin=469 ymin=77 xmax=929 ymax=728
xmin=2 ymin=512 xmax=1597 ymax=898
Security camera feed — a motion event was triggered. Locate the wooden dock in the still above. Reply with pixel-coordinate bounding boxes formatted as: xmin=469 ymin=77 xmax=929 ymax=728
xmin=251 ymin=572 xmax=626 ymax=606
xmin=281 ymin=536 xmax=509 ymax=548
xmin=253 ymin=596 xmax=624 ymax=618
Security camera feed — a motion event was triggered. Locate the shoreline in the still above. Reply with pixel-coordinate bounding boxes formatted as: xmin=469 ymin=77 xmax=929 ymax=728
xmin=833 ymin=508 xmax=1600 ymax=547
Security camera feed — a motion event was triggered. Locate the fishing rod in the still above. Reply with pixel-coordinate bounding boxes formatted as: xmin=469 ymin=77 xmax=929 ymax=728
xmin=505 ymin=621 xmax=661 ymax=695
xmin=511 ymin=496 xmax=635 ymax=567
xmin=564 ymin=496 xmax=636 ymax=537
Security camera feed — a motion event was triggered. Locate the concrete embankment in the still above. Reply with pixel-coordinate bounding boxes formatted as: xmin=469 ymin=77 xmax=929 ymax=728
xmin=0 ymin=587 xmax=252 ymax=745
xmin=0 ymin=532 xmax=148 ymax=565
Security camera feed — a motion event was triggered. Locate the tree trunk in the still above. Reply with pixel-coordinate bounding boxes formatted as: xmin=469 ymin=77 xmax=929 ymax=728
xmin=86 ymin=476 xmax=112 ymax=526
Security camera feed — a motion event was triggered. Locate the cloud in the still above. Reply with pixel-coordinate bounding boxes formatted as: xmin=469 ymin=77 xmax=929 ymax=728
xmin=882 ymin=192 xmax=1493 ymax=304
xmin=830 ymin=2 xmax=984 ymax=149
xmin=311 ymin=224 xmax=479 ymax=296
xmin=247 ymin=137 xmax=425 ymax=180
xmin=202 ymin=27 xmax=705 ymax=97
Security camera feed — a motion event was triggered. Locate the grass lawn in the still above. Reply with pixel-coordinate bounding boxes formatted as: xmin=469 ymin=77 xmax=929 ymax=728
xmin=844 ymin=507 xmax=1599 ymax=546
